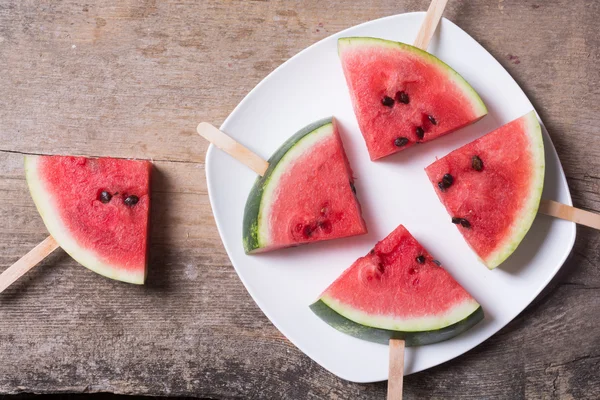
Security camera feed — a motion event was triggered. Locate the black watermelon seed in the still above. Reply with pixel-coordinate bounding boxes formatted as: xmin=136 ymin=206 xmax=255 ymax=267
xmin=99 ymin=191 xmax=112 ymax=204
xmin=451 ymin=217 xmax=471 ymax=229
xmin=350 ymin=181 xmax=356 ymax=194
xmin=438 ymin=173 xmax=454 ymax=191
xmin=416 ymin=255 xmax=425 ymax=264
xmin=415 ymin=127 xmax=425 ymax=140
xmin=472 ymin=155 xmax=484 ymax=171
xmin=382 ymin=96 xmax=394 ymax=107
xmin=124 ymin=195 xmax=139 ymax=206
xmin=428 ymin=115 xmax=437 ymax=125
xmin=369 ymin=249 xmax=375 ymax=255
xmin=432 ymin=259 xmax=441 ymax=266
xmin=396 ymin=91 xmax=409 ymax=104
xmin=394 ymin=137 xmax=409 ymax=147
xmin=442 ymin=174 xmax=454 ymax=186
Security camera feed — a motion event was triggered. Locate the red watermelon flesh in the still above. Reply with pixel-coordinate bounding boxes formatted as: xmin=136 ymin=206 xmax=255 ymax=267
xmin=425 ymin=111 xmax=545 ymax=269
xmin=243 ymin=118 xmax=367 ymax=253
xmin=339 ymin=37 xmax=487 ymax=160
xmin=268 ymin=127 xmax=365 ymax=247
xmin=25 ymin=156 xmax=151 ymax=284
xmin=313 ymin=225 xmax=481 ymax=336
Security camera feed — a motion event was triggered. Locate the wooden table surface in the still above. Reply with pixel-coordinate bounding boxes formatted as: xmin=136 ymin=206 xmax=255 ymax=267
xmin=1 ymin=1 xmax=598 ymax=398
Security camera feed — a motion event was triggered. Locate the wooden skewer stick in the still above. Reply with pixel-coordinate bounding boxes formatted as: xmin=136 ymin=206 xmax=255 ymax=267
xmin=197 ymin=122 xmax=269 ymax=176
xmin=0 ymin=235 xmax=59 ymax=294
xmin=413 ymin=0 xmax=449 ymax=51
xmin=539 ymin=199 xmax=600 ymax=230
xmin=388 ymin=339 xmax=405 ymax=400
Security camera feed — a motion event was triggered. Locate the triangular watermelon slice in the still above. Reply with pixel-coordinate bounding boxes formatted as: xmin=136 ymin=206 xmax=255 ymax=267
xmin=425 ymin=111 xmax=545 ymax=269
xmin=25 ymin=155 xmax=152 ymax=284
xmin=310 ymin=225 xmax=483 ymax=345
xmin=243 ymin=118 xmax=367 ymax=253
xmin=338 ymin=37 xmax=488 ymax=160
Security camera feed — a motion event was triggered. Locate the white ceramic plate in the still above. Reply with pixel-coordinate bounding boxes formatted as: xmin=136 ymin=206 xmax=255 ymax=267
xmin=205 ymin=12 xmax=576 ymax=383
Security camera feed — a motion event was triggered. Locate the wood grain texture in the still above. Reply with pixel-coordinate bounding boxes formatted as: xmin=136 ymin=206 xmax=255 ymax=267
xmin=0 ymin=0 xmax=598 ymax=398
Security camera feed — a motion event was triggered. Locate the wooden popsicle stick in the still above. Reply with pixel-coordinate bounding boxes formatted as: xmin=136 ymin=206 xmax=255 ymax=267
xmin=197 ymin=122 xmax=269 ymax=176
xmin=0 ymin=235 xmax=59 ymax=294
xmin=413 ymin=0 xmax=449 ymax=50
xmin=539 ymin=199 xmax=600 ymax=230
xmin=388 ymin=339 xmax=405 ymax=400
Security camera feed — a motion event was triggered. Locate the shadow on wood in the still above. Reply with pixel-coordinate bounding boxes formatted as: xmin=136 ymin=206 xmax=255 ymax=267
xmin=146 ymin=165 xmax=174 ymax=291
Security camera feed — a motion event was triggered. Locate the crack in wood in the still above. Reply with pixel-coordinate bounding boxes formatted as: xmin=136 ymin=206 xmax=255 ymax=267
xmin=551 ymin=372 xmax=559 ymax=397
xmin=0 ymin=148 xmax=202 ymax=166
xmin=549 ymin=354 xmax=599 ymax=369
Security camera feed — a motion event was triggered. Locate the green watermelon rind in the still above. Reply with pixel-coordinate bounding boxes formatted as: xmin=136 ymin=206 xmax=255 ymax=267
xmin=483 ymin=111 xmax=545 ymax=269
xmin=310 ymin=299 xmax=484 ymax=346
xmin=24 ymin=156 xmax=147 ymax=285
xmin=338 ymin=37 xmax=488 ymax=118
xmin=242 ymin=118 xmax=336 ymax=253
xmin=320 ymin=291 xmax=481 ymax=331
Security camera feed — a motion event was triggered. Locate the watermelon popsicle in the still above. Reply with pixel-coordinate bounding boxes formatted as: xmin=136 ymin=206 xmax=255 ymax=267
xmin=25 ymin=156 xmax=152 ymax=284
xmin=310 ymin=224 xmax=484 ymax=345
xmin=198 ymin=118 xmax=368 ymax=254
xmin=338 ymin=36 xmax=488 ymax=160
xmin=0 ymin=155 xmax=153 ymax=293
xmin=425 ymin=111 xmax=545 ymax=269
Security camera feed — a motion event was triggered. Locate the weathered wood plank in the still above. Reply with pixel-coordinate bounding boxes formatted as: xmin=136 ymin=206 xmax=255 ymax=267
xmin=0 ymin=0 xmax=598 ymax=398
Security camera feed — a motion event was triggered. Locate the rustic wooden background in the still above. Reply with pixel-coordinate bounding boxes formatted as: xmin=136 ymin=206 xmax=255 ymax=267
xmin=0 ymin=0 xmax=598 ymax=399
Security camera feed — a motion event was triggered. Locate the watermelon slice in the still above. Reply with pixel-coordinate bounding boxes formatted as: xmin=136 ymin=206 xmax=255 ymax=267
xmin=310 ymin=225 xmax=483 ymax=345
xmin=338 ymin=37 xmax=488 ymax=160
xmin=243 ymin=118 xmax=367 ymax=254
xmin=425 ymin=111 xmax=545 ymax=269
xmin=25 ymin=155 xmax=152 ymax=284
